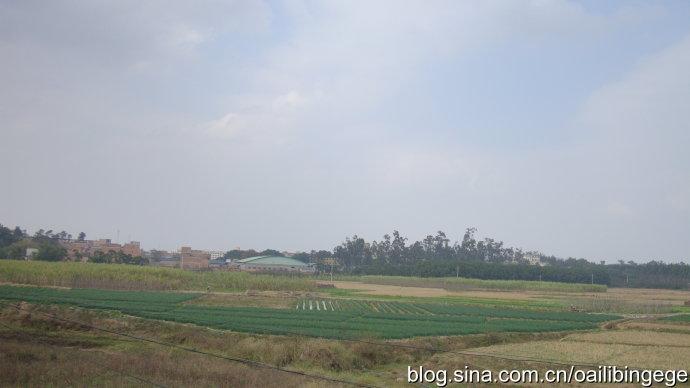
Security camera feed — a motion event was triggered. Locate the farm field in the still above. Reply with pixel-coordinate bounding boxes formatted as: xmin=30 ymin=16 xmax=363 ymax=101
xmin=330 ymin=275 xmax=607 ymax=292
xmin=0 ymin=285 xmax=617 ymax=340
xmin=1 ymin=264 xmax=689 ymax=387
xmin=0 ymin=260 xmax=315 ymax=292
xmin=5 ymin=260 xmax=686 ymax=314
xmin=326 ymin=280 xmax=690 ymax=314
xmin=663 ymin=314 xmax=690 ymax=323
xmin=471 ymin=330 xmax=690 ymax=370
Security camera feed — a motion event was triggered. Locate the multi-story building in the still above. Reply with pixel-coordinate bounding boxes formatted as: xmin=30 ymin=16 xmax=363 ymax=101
xmin=121 ymin=241 xmax=142 ymax=257
xmin=523 ymin=253 xmax=543 ymax=266
xmin=62 ymin=239 xmax=142 ymax=261
xmin=180 ymin=246 xmax=210 ymax=269
xmin=146 ymin=249 xmax=180 ymax=267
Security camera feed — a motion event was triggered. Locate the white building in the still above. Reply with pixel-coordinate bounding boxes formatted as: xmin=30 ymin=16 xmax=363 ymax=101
xmin=25 ymin=248 xmax=39 ymax=259
xmin=524 ymin=254 xmax=542 ymax=266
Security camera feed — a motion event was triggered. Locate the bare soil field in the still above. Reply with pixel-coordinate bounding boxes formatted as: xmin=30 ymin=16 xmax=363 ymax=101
xmin=329 ymin=280 xmax=552 ymax=300
xmin=329 ymin=280 xmax=466 ymax=297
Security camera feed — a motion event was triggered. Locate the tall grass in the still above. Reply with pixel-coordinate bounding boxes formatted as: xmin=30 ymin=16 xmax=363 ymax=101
xmin=327 ymin=275 xmax=607 ymax=293
xmin=0 ymin=260 xmax=315 ymax=292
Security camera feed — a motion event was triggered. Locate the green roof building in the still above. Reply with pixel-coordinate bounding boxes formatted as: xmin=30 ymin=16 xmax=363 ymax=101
xmin=233 ymin=256 xmax=315 ymax=273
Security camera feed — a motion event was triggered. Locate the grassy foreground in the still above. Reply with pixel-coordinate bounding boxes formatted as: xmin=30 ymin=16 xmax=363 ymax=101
xmin=331 ymin=275 xmax=607 ymax=293
xmin=0 ymin=260 xmax=316 ymax=292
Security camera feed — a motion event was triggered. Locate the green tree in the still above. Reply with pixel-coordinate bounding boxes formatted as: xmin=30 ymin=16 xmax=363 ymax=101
xmin=0 ymin=224 xmax=23 ymax=248
xmin=35 ymin=242 xmax=67 ymax=261
xmin=4 ymin=240 xmax=33 ymax=259
xmin=291 ymin=252 xmax=310 ymax=263
xmin=223 ymin=249 xmax=258 ymax=261
xmin=260 ymin=249 xmax=283 ymax=257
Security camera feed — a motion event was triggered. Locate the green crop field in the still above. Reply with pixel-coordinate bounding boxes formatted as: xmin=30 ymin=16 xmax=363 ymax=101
xmin=295 ymin=298 xmax=614 ymax=322
xmin=0 ymin=285 xmax=618 ymax=339
xmin=0 ymin=260 xmax=315 ymax=292
xmin=663 ymin=314 xmax=690 ymax=323
xmin=327 ymin=275 xmax=607 ymax=293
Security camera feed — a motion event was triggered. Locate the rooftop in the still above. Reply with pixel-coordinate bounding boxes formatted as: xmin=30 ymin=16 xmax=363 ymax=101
xmin=236 ymin=256 xmax=311 ymax=266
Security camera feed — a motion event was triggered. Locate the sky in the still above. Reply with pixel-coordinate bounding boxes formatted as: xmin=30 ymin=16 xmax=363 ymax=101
xmin=1 ymin=1 xmax=689 ymax=262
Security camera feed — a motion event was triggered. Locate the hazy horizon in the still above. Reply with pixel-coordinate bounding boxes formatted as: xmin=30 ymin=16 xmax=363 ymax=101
xmin=2 ymin=1 xmax=690 ymax=263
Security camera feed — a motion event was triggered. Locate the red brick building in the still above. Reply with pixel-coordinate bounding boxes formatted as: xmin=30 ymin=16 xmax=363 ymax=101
xmin=179 ymin=246 xmax=210 ymax=269
xmin=63 ymin=239 xmax=142 ymax=261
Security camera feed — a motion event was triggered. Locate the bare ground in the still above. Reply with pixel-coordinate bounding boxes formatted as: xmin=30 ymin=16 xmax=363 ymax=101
xmin=328 ymin=280 xmax=545 ymax=299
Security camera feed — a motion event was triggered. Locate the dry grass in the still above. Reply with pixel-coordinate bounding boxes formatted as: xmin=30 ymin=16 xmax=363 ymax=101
xmin=560 ymin=287 xmax=690 ymax=314
xmin=0 ymin=335 xmax=317 ymax=387
xmin=472 ymin=331 xmax=690 ymax=370
xmin=618 ymin=321 xmax=690 ymax=333
xmin=563 ymin=330 xmax=690 ymax=347
xmin=564 ymin=298 xmax=678 ymax=314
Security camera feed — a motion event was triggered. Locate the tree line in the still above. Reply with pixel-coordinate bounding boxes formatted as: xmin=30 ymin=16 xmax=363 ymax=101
xmin=0 ymin=224 xmax=143 ymax=264
xmin=308 ymin=229 xmax=687 ymax=289
xmin=0 ymin=224 xmax=69 ymax=261
xmin=2 ymin=223 xmax=689 ymax=289
xmin=219 ymin=228 xmax=690 ymax=289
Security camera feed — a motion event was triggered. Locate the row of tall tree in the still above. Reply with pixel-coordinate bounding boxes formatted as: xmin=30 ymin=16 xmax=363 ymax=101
xmin=327 ymin=229 xmax=690 ymax=289
xmin=215 ymin=229 xmax=689 ymax=289
xmin=332 ymin=229 xmax=535 ymax=267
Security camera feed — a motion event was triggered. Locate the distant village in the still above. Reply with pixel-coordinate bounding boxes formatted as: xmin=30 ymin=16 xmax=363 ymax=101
xmin=43 ymin=237 xmax=318 ymax=274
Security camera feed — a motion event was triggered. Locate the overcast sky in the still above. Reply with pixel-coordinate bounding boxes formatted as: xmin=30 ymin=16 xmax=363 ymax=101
xmin=1 ymin=1 xmax=689 ymax=262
